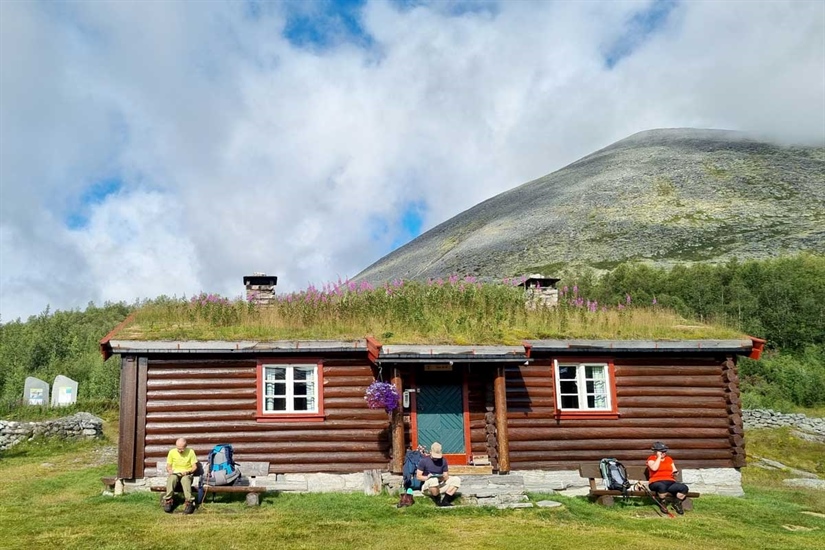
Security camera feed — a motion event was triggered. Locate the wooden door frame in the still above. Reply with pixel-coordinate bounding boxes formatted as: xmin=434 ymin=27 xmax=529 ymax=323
xmin=409 ymin=365 xmax=471 ymax=465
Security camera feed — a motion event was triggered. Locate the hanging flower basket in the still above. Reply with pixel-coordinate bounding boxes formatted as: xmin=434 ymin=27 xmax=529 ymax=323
xmin=364 ymin=381 xmax=400 ymax=413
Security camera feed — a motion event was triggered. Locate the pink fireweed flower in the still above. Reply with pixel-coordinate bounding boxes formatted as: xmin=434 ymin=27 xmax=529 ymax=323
xmin=626 ymin=293 xmax=632 ymax=305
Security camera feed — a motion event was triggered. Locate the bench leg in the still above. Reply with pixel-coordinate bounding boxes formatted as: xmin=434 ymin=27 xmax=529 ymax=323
xmin=246 ymin=493 xmax=261 ymax=506
xmin=595 ymin=495 xmax=615 ymax=507
xmin=682 ymin=497 xmax=694 ymax=511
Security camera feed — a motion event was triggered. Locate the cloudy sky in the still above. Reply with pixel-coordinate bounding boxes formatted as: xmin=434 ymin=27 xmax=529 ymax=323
xmin=1 ymin=0 xmax=823 ymax=321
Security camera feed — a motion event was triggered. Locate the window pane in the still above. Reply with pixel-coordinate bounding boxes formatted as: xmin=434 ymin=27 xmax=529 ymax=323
xmin=266 ymin=382 xmax=286 ymax=396
xmin=592 ymin=394 xmax=607 ymax=408
xmin=561 ymin=395 xmax=579 ymax=409
xmin=294 ymin=397 xmax=308 ymax=411
xmin=585 ymin=366 xmax=606 ymax=380
xmin=265 ymin=367 xmax=286 ymax=381
xmin=294 ymin=367 xmax=314 ymax=381
xmin=294 ymin=382 xmax=308 ymax=396
xmin=560 ymin=381 xmax=578 ymax=394
xmin=558 ymin=366 xmax=577 ymax=379
xmin=586 ymin=380 xmax=607 ymax=394
xmin=265 ymin=397 xmax=286 ymax=411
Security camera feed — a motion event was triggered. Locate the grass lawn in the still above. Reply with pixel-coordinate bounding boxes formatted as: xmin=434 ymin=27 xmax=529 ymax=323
xmin=1 ymin=426 xmax=823 ymax=550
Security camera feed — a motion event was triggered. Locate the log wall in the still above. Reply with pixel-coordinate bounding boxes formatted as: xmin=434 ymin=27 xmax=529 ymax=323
xmin=139 ymin=358 xmax=391 ymax=476
xmin=506 ymin=357 xmax=739 ymax=470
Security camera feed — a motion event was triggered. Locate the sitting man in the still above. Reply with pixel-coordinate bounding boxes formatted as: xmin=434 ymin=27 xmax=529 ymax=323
xmin=646 ymin=441 xmax=690 ymax=515
xmin=415 ymin=442 xmax=461 ymax=507
xmin=162 ymin=438 xmax=199 ymax=514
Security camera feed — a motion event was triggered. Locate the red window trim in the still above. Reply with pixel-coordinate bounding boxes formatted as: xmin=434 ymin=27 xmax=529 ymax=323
xmin=552 ymin=357 xmax=619 ymax=420
xmin=256 ymin=359 xmax=326 ymax=423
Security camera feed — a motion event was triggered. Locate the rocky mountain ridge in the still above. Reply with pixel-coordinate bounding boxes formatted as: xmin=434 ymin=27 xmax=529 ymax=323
xmin=356 ymin=128 xmax=824 ymax=283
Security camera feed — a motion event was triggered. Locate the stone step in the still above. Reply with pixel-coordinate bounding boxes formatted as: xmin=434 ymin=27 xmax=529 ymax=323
xmin=448 ymin=465 xmax=493 ymax=475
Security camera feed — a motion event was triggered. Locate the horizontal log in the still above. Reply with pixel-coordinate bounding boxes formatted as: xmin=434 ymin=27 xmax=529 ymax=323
xmin=325 ymin=409 xmax=391 ymax=421
xmin=146 ymin=440 xmax=388 ymax=453
xmin=144 ymin=446 xmax=389 ymax=462
xmin=613 ymin=357 xmax=720 ymax=367
xmin=142 ymin=460 xmax=390 ymax=474
xmin=146 ymin=388 xmax=257 ymax=400
xmin=323 ymin=386 xmax=371 ymax=398
xmin=322 ymin=366 xmax=373 ymax=377
xmin=729 ymin=425 xmax=743 ymax=435
xmin=145 ymin=427 xmax=391 ymax=441
xmin=618 ymin=396 xmax=726 ymax=408
xmin=505 ymin=363 xmax=553 ymax=376
xmin=146 ymin=399 xmax=255 ymax=412
xmin=505 ymin=379 xmax=554 ymax=389
xmin=616 ymin=387 xmax=724 ymax=398
xmin=506 ymin=387 xmax=555 ymax=398
xmin=619 ymin=407 xmax=728 ymax=419
xmin=615 ymin=366 xmax=722 ymax=377
xmin=149 ymin=358 xmax=257 ymax=367
xmin=146 ymin=378 xmax=253 ymax=390
xmin=505 ymin=417 xmax=731 ymax=429
xmin=323 ymin=397 xmax=372 ymax=409
xmin=613 ymin=375 xmax=720 ymax=388
xmin=149 ymin=367 xmax=256 ymax=379
xmin=730 ymin=434 xmax=744 ymax=447
xmin=510 ymin=449 xmax=732 ymax=461
xmin=322 ymin=376 xmax=373 ymax=388
xmin=509 ymin=438 xmax=732 ymax=452
xmin=507 ymin=407 xmax=556 ymax=417
xmin=505 ymin=397 xmax=555 ymax=407
xmin=726 ymin=394 xmax=741 ymax=405
xmin=511 ymin=459 xmax=735 ymax=470
xmin=509 ymin=427 xmax=725 ymax=441
xmin=146 ymin=410 xmax=256 ymax=422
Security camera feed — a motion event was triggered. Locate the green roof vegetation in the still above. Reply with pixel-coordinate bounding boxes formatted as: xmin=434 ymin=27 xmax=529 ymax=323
xmin=115 ymin=279 xmax=745 ymax=344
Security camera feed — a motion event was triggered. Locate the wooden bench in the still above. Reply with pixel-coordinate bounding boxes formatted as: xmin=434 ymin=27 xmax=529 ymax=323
xmin=150 ymin=461 xmax=270 ymax=506
xmin=579 ymin=463 xmax=700 ymax=510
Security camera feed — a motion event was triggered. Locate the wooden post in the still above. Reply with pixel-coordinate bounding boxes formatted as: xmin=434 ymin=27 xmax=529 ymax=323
xmin=494 ymin=365 xmax=510 ymax=473
xmin=391 ymin=367 xmax=405 ymax=474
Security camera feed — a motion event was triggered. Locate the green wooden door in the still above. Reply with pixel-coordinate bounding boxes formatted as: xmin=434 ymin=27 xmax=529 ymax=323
xmin=416 ymin=383 xmax=465 ymax=454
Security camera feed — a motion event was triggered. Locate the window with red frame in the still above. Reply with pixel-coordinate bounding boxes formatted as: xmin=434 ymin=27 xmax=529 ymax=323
xmin=554 ymin=361 xmax=612 ymax=411
xmin=262 ymin=364 xmax=319 ymax=414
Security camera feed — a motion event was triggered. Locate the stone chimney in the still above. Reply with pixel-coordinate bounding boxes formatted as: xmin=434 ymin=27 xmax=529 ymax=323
xmin=244 ymin=273 xmax=278 ymax=305
xmin=520 ymin=274 xmax=560 ymax=309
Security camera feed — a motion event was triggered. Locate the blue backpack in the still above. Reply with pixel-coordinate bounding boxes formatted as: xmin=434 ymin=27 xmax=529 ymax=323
xmin=402 ymin=450 xmax=424 ymax=491
xmin=206 ymin=444 xmax=241 ymax=486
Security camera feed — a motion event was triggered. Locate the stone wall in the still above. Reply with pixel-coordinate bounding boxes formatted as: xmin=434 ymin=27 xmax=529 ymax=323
xmin=0 ymin=412 xmax=104 ymax=451
xmin=743 ymin=409 xmax=825 ymax=435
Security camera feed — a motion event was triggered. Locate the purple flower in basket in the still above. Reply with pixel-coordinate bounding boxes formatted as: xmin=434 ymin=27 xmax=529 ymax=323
xmin=364 ymin=381 xmax=400 ymax=413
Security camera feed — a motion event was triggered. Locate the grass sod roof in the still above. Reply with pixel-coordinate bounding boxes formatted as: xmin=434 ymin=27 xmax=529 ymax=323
xmin=101 ymin=281 xmax=749 ymax=349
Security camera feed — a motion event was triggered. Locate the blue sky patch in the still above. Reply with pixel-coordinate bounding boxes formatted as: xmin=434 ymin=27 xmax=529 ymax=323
xmin=283 ymin=0 xmax=374 ymax=50
xmin=391 ymin=201 xmax=426 ymax=250
xmin=604 ymin=0 xmax=678 ymax=69
xmin=65 ymin=178 xmax=122 ymax=230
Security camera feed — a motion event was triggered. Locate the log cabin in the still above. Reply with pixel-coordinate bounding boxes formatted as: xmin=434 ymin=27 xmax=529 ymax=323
xmin=99 ymin=330 xmax=764 ymax=496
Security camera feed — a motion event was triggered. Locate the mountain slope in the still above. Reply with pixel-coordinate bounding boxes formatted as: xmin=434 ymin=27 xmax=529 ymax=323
xmin=356 ymin=128 xmax=825 ymax=282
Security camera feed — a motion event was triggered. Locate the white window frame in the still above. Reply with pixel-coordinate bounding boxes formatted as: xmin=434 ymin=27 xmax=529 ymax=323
xmin=553 ymin=360 xmax=612 ymax=412
xmin=262 ymin=364 xmax=319 ymax=415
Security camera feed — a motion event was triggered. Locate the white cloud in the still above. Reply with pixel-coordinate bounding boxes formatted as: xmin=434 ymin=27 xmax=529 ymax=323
xmin=1 ymin=0 xmax=823 ymax=320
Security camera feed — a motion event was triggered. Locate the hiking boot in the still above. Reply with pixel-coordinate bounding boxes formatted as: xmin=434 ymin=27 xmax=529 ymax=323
xmin=162 ymin=498 xmax=174 ymax=514
xmin=396 ymin=493 xmax=414 ymax=508
xmin=184 ymin=500 xmax=196 ymax=515
xmin=439 ymin=494 xmax=455 ymax=507
xmin=673 ymin=499 xmax=685 ymax=515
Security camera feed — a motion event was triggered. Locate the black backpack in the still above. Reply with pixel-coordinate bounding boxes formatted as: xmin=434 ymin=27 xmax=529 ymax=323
xmin=402 ymin=450 xmax=424 ymax=491
xmin=599 ymin=458 xmax=631 ymax=494
xmin=206 ymin=444 xmax=242 ymax=486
